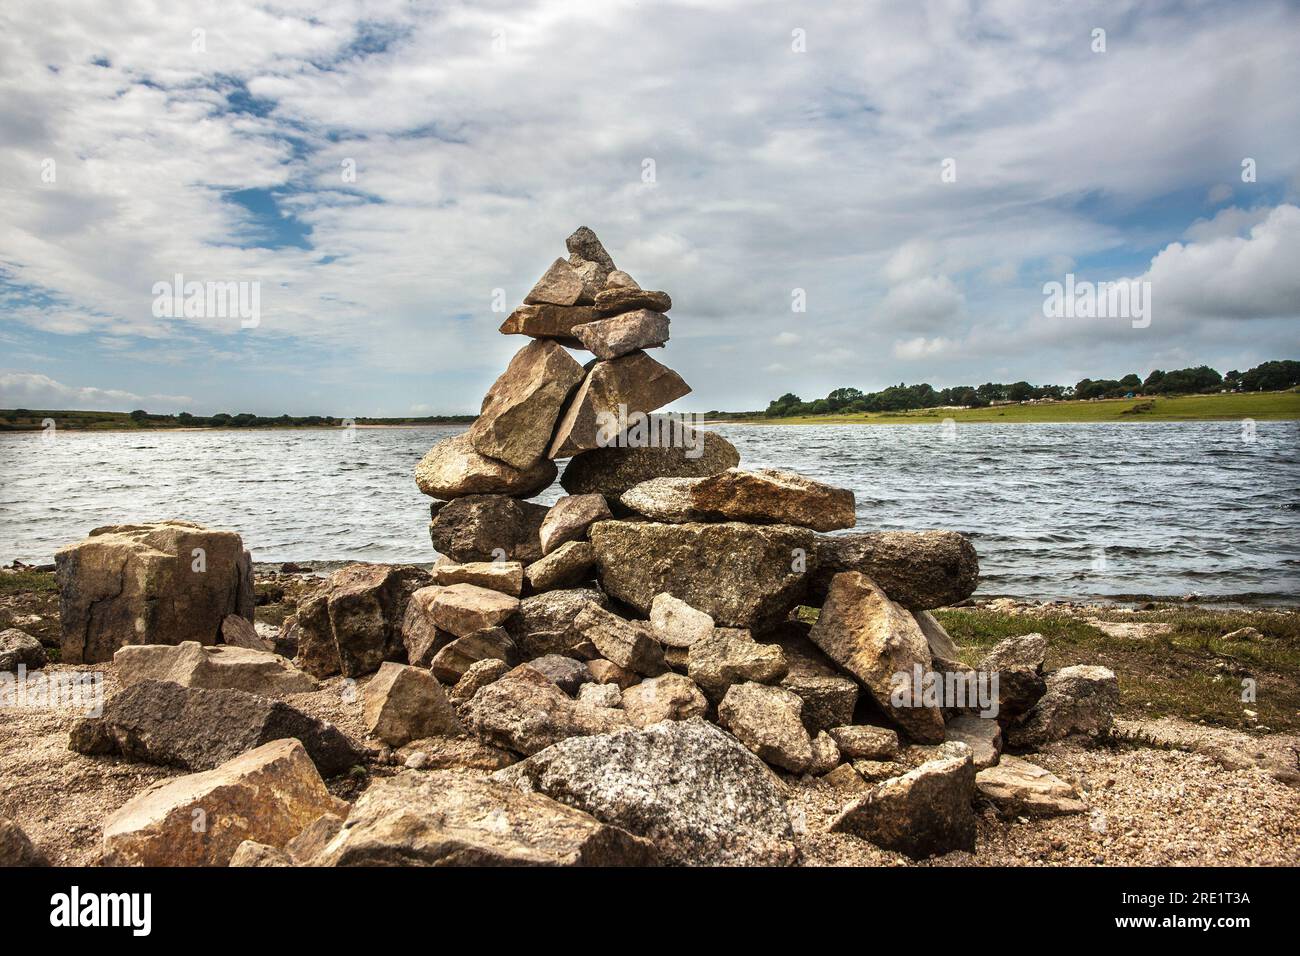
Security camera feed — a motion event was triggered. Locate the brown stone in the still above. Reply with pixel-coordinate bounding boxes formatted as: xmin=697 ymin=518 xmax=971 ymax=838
xmin=547 ymin=352 xmax=691 ymax=460
xmin=462 ymin=664 xmax=630 ymax=755
xmin=828 ymin=725 xmax=900 ymax=760
xmin=525 ymin=541 xmax=597 ymax=592
xmin=560 ymin=427 xmax=740 ymax=498
xmin=432 ymin=560 xmax=523 ymax=596
xmin=810 ymin=531 xmax=979 ymax=610
xmin=574 ymin=604 xmax=667 ymax=676
xmin=687 ymin=628 xmax=788 ymax=702
xmin=524 ymin=257 xmax=595 ymax=306
xmin=572 ymin=309 xmax=670 ymax=360
xmin=621 ymin=672 xmax=709 ymax=727
xmin=449 ymin=658 xmax=509 ymax=703
xmin=101 ymin=739 xmax=348 ymax=866
xmin=415 ymin=433 xmax=556 ymax=500
xmin=976 ymin=755 xmax=1088 ymax=816
xmin=807 ymin=572 xmax=945 ymax=743
xmin=430 ymin=583 xmax=519 ymax=638
xmin=429 ymin=628 xmax=515 ymax=684
xmin=498 ymin=303 xmax=597 ymax=343
xmin=539 ymin=494 xmax=612 ymax=555
xmin=589 ymin=520 xmax=813 ymax=632
xmin=594 ymin=287 xmax=671 ymax=316
xmin=566 ymin=226 xmax=617 ymax=289
xmin=718 ymin=682 xmax=813 ymax=773
xmin=115 ymin=641 xmax=318 ymax=696
xmin=428 ymin=495 xmax=549 ymax=564
xmin=55 ymin=520 xmax=254 ymax=664
xmin=693 ymin=468 xmax=855 ymax=531
xmin=363 ymin=662 xmax=463 ymax=746
xmin=467 ymin=340 xmax=585 ymax=469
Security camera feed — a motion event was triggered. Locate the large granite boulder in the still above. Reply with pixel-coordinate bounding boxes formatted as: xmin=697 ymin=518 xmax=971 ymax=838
xmin=115 ymin=641 xmax=317 ymax=696
xmin=69 ymin=679 xmax=364 ymax=775
xmin=310 ymin=771 xmax=657 ymax=866
xmin=589 ymin=520 xmax=814 ymax=632
xmin=415 ymin=433 xmax=556 ymax=500
xmin=809 ymin=531 xmax=979 ymax=610
xmin=547 ymin=352 xmax=691 ymax=460
xmin=807 ymin=572 xmax=945 ymax=743
xmin=288 ymin=564 xmax=431 ymax=679
xmin=495 ymin=718 xmax=797 ymax=866
xmin=466 ymin=340 xmax=585 ymax=469
xmin=101 ymin=739 xmax=349 ymax=866
xmin=55 ymin=521 xmax=254 ymax=664
xmin=559 ymin=426 xmax=740 ymax=499
xmin=428 ymin=495 xmax=548 ymax=564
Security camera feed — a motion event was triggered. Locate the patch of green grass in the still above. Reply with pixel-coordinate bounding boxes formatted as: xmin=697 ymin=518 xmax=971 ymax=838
xmin=737 ymin=390 xmax=1300 ymax=425
xmin=0 ymin=570 xmax=57 ymax=593
xmin=934 ymin=607 xmax=1300 ymax=733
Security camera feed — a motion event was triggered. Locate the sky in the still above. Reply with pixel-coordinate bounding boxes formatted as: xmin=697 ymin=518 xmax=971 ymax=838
xmin=1 ymin=0 xmax=1298 ymax=416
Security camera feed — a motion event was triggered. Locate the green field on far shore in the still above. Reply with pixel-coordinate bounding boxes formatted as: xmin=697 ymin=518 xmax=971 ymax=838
xmin=734 ymin=390 xmax=1300 ymax=425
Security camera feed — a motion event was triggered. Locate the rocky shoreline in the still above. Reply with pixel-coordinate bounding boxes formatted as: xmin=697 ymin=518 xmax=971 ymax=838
xmin=1 ymin=228 xmax=1297 ymax=868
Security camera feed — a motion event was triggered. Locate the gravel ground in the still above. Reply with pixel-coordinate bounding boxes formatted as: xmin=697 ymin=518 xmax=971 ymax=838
xmin=4 ymin=662 xmax=1298 ymax=867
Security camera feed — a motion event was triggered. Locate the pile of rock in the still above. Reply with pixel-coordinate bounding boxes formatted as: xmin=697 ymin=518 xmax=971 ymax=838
xmin=24 ymin=228 xmax=1120 ymax=868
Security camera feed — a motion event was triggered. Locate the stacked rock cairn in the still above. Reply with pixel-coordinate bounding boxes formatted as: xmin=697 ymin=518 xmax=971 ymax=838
xmin=38 ymin=227 xmax=1117 ymax=868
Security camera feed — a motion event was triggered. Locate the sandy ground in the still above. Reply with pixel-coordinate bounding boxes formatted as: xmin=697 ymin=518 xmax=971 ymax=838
xmin=3 ymin=662 xmax=1298 ymax=867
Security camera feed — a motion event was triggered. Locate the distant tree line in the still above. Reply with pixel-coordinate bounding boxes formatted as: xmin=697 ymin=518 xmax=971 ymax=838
xmin=0 ymin=409 xmax=475 ymax=431
xmin=764 ymin=359 xmax=1300 ymax=418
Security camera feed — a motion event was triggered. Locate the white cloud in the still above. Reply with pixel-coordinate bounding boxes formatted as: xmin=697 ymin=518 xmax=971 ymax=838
xmin=0 ymin=371 xmax=192 ymax=410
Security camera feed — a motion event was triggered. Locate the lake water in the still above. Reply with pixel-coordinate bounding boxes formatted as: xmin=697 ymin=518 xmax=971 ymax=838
xmin=1 ymin=421 xmax=1296 ymax=603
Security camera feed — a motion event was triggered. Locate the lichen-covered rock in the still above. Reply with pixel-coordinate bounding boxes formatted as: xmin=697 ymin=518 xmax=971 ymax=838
xmin=495 ymin=717 xmax=797 ymax=866
xmin=462 ymin=664 xmax=629 ymax=756
xmin=101 ymin=739 xmax=349 ymax=866
xmin=1006 ymin=665 xmax=1119 ymax=747
xmin=559 ymin=427 xmax=740 ymax=499
xmin=574 ymin=604 xmax=667 ymax=676
xmin=718 ymin=682 xmax=814 ymax=773
xmin=590 ymin=520 xmax=814 ymax=632
xmin=363 ymin=662 xmax=463 ymax=747
xmin=55 ymin=520 xmax=254 ymax=664
xmin=289 ymin=564 xmax=431 ymax=679
xmin=808 ymin=572 xmax=945 ymax=743
xmin=428 ymin=495 xmax=549 ymax=564
xmin=69 ymin=679 xmax=364 ymax=775
xmin=810 ymin=531 xmax=979 ymax=610
xmin=691 ymin=469 xmax=856 ymax=532
xmin=687 ymin=628 xmax=789 ymax=702
xmin=828 ymin=725 xmax=900 ymax=761
xmin=503 ymin=587 xmax=611 ymax=659
xmin=467 ymin=340 xmax=585 ymax=469
xmin=415 ymin=433 xmax=556 ymax=500
xmin=309 ymin=771 xmax=657 ymax=866
xmin=828 ymin=749 xmax=977 ymax=859
xmin=621 ymin=672 xmax=709 ymax=727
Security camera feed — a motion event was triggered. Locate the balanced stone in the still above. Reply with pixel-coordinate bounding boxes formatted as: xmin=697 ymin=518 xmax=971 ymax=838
xmin=524 ymin=541 xmax=596 ymax=592
xmin=547 ymin=351 xmax=691 ymax=459
xmin=416 ymin=433 xmax=556 ymax=499
xmin=432 ymin=559 xmax=524 ymax=596
xmin=691 ymin=468 xmax=855 ymax=531
xmin=498 ymin=303 xmax=597 ymax=343
xmin=524 ymin=258 xmax=595 ymax=306
xmin=559 ymin=427 xmax=740 ymax=498
xmin=467 ymin=340 xmax=585 ymax=469
xmin=593 ymin=287 xmax=671 ymax=316
xmin=566 ymin=226 xmax=617 ymax=289
xmin=810 ymin=530 xmax=979 ymax=610
xmin=572 ymin=309 xmax=670 ymax=359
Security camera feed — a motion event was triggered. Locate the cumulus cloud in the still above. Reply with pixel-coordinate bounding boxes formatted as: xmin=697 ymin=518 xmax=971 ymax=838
xmin=0 ymin=372 xmax=192 ymax=411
